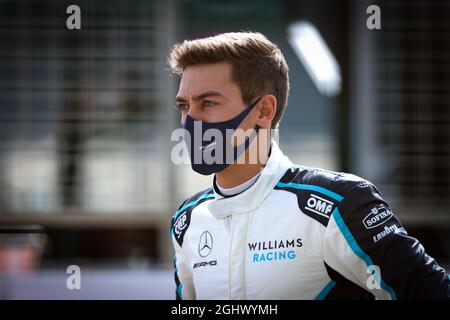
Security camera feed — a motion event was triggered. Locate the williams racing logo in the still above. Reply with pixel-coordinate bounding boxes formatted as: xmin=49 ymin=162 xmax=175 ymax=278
xmin=248 ymin=238 xmax=302 ymax=263
xmin=363 ymin=205 xmax=393 ymax=229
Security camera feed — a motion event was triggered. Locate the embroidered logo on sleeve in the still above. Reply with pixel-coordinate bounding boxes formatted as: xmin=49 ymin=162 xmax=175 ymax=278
xmin=372 ymin=224 xmax=401 ymax=243
xmin=363 ymin=205 xmax=393 ymax=229
xmin=173 ymin=212 xmax=188 ymax=239
xmin=304 ymin=194 xmax=334 ymax=218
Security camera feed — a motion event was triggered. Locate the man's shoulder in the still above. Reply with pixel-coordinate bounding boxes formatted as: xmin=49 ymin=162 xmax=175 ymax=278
xmin=178 ymin=187 xmax=215 ymax=212
xmin=277 ymin=165 xmax=376 ymax=199
xmin=170 ymin=187 xmax=214 ymax=247
xmin=275 ymin=165 xmax=385 ymax=225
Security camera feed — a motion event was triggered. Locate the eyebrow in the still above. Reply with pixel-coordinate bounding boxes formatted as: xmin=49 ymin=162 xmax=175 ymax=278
xmin=176 ymin=91 xmax=226 ymax=102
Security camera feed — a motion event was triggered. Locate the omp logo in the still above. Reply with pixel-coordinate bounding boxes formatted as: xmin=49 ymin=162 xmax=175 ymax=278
xmin=193 ymin=260 xmax=217 ymax=269
xmin=363 ymin=206 xmax=393 ymax=229
xmin=198 ymin=231 xmax=213 ymax=258
xmin=304 ymin=194 xmax=334 ymax=218
xmin=173 ymin=213 xmax=187 ymax=238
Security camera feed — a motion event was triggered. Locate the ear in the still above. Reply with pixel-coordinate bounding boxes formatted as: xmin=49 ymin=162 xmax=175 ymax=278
xmin=256 ymin=95 xmax=277 ymax=128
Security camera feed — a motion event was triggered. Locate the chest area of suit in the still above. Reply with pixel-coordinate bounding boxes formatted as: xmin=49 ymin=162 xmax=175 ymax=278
xmin=185 ymin=191 xmax=329 ymax=298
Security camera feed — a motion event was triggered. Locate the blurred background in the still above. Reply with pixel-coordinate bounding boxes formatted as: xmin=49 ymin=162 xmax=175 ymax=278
xmin=0 ymin=0 xmax=449 ymax=299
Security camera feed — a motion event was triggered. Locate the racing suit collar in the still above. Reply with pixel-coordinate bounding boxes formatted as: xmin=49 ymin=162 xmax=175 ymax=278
xmin=207 ymin=141 xmax=293 ymax=219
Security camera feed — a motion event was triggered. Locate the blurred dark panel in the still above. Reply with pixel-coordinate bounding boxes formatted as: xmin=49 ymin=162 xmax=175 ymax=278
xmin=42 ymin=227 xmax=159 ymax=262
xmin=350 ymin=0 xmax=450 ymax=234
xmin=375 ymin=0 xmax=450 ymax=206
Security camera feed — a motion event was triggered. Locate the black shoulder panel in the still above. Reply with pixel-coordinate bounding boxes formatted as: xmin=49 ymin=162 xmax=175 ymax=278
xmin=170 ymin=187 xmax=214 ymax=247
xmin=275 ymin=166 xmax=371 ymax=226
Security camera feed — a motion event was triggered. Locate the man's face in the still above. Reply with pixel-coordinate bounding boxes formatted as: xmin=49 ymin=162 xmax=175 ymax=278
xmin=175 ymin=62 xmax=256 ymax=132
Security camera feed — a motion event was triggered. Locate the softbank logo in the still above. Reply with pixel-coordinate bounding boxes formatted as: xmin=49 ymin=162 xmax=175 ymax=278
xmin=170 ymin=123 xmax=279 ymax=171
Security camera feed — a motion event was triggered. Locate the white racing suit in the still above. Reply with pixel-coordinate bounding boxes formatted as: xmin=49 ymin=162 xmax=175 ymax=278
xmin=170 ymin=142 xmax=450 ymax=299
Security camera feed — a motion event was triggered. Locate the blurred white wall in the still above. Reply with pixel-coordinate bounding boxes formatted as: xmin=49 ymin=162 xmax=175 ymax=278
xmin=1 ymin=268 xmax=174 ymax=300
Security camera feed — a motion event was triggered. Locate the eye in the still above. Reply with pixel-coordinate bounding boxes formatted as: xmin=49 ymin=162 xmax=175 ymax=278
xmin=175 ymin=103 xmax=189 ymax=112
xmin=202 ymin=100 xmax=216 ymax=108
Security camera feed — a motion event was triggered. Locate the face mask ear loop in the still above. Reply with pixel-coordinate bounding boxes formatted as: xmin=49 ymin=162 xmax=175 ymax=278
xmin=224 ymin=96 xmax=262 ymax=160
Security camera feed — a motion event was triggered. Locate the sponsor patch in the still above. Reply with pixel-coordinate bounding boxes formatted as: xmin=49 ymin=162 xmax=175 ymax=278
xmin=247 ymin=238 xmax=302 ymax=263
xmin=363 ymin=205 xmax=393 ymax=229
xmin=173 ymin=212 xmax=188 ymax=239
xmin=198 ymin=231 xmax=213 ymax=258
xmin=193 ymin=260 xmax=217 ymax=268
xmin=372 ymin=224 xmax=401 ymax=243
xmin=304 ymin=193 xmax=335 ymax=218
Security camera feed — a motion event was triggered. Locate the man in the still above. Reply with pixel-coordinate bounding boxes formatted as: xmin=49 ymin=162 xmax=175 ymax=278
xmin=168 ymin=32 xmax=449 ymax=299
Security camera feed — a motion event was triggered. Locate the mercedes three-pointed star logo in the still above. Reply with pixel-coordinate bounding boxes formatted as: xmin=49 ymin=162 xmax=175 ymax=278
xmin=198 ymin=231 xmax=213 ymax=258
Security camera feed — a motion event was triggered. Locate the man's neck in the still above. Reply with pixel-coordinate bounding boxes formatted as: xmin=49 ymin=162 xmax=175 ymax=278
xmin=215 ymin=141 xmax=270 ymax=189
xmin=215 ymin=162 xmax=263 ymax=189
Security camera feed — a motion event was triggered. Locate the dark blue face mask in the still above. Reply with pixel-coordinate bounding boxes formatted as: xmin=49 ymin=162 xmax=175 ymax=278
xmin=183 ymin=97 xmax=262 ymax=175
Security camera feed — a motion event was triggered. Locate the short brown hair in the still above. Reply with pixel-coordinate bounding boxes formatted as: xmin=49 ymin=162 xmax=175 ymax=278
xmin=168 ymin=32 xmax=289 ymax=129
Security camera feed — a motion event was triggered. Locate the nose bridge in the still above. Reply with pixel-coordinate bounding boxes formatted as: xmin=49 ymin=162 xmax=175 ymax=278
xmin=186 ymin=98 xmax=203 ymax=121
